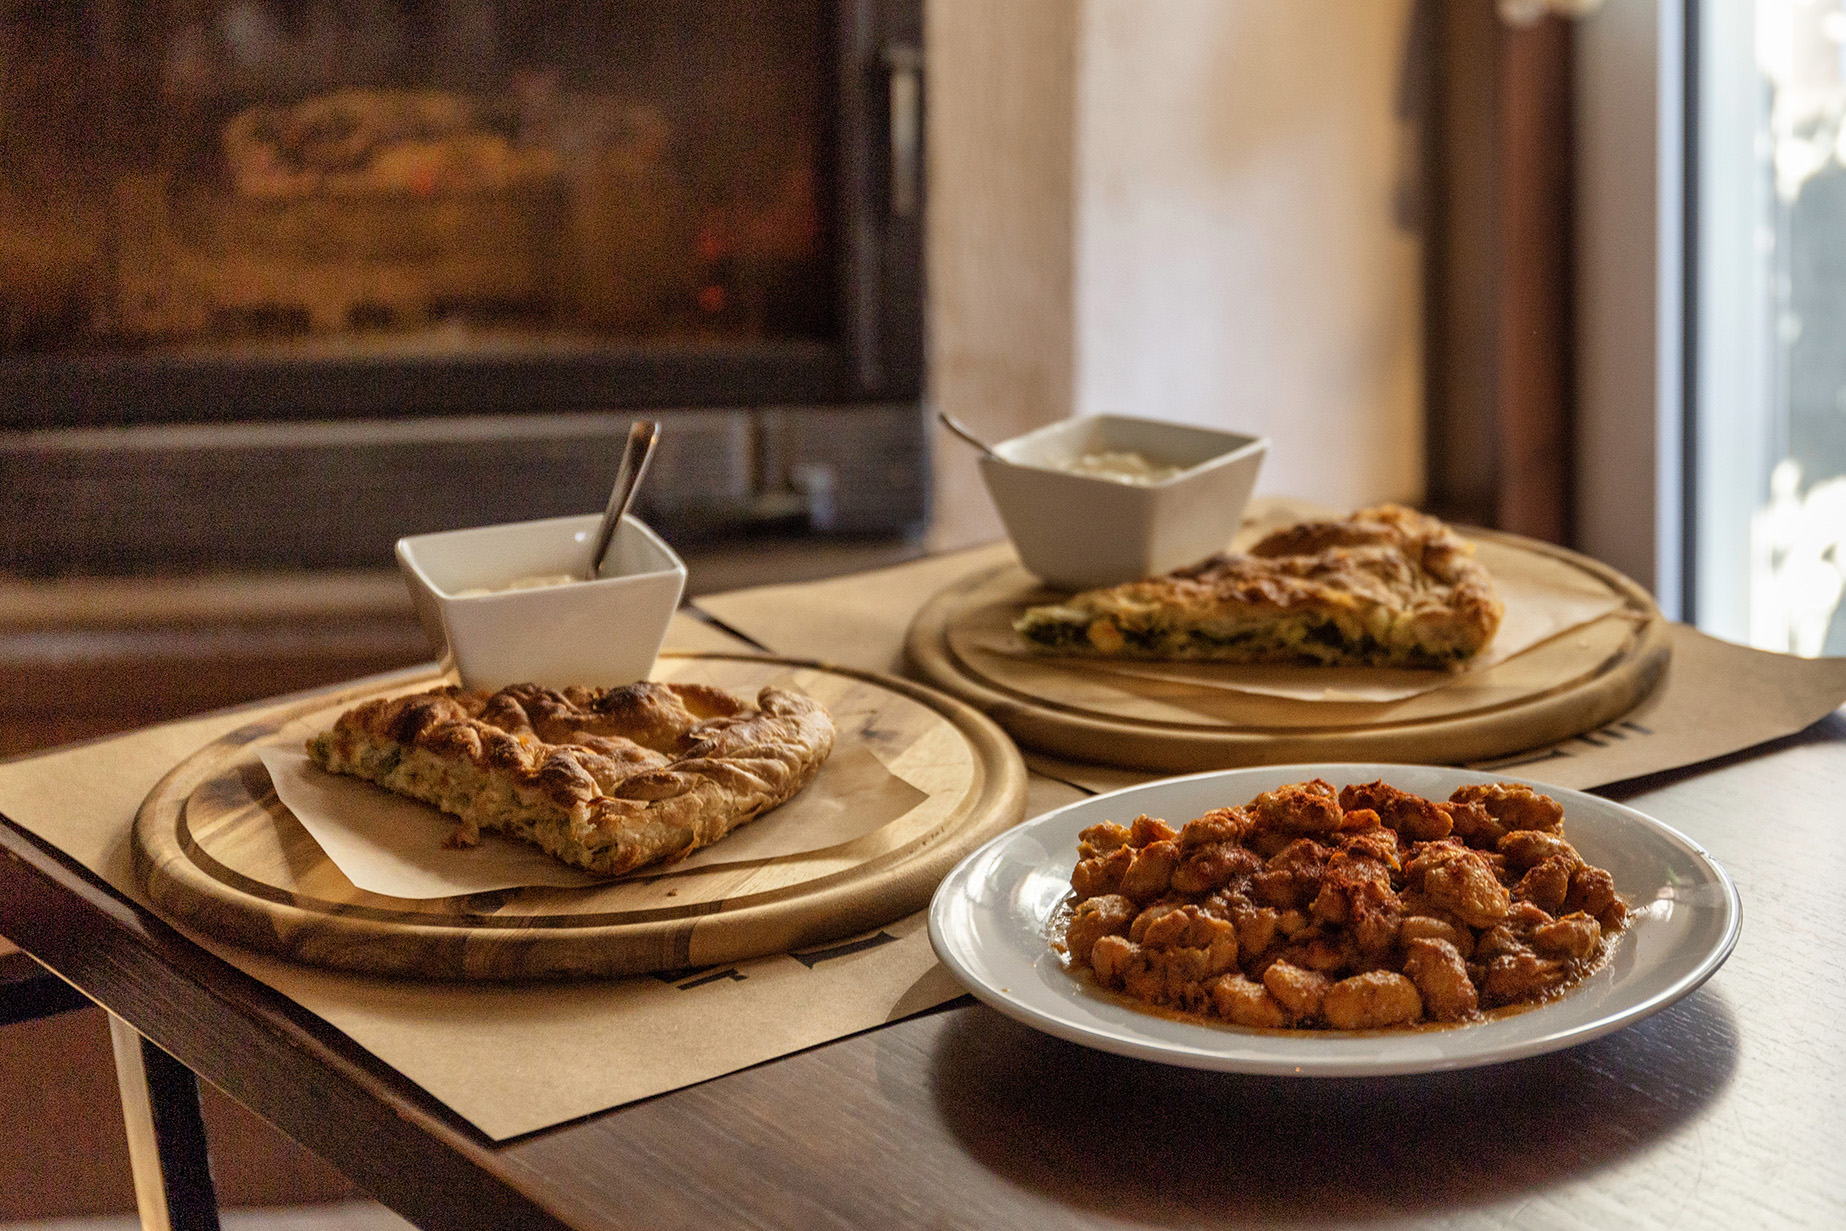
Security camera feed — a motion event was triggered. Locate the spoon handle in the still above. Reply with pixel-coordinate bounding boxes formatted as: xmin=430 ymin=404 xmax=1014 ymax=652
xmin=937 ymin=411 xmax=1002 ymax=461
xmin=587 ymin=421 xmax=661 ymax=580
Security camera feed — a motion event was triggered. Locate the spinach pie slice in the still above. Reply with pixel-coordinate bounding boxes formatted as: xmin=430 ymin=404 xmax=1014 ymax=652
xmin=1014 ymin=504 xmax=1503 ymax=668
xmin=307 ymin=680 xmax=835 ymax=877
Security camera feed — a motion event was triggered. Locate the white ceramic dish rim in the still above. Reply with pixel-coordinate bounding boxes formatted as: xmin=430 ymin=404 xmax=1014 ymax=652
xmin=928 ymin=762 xmax=1742 ymax=1077
xmin=990 ymin=414 xmax=1270 ymax=489
xmin=396 ymin=513 xmax=686 ymax=601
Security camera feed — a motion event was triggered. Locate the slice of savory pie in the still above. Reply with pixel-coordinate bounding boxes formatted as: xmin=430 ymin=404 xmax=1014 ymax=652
xmin=307 ymin=680 xmax=835 ymax=877
xmin=1013 ymin=504 xmax=1503 ymax=668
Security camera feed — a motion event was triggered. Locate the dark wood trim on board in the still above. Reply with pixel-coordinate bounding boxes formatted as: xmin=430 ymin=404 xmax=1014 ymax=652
xmin=1498 ymin=13 xmax=1576 ymax=545
xmin=1426 ymin=1 xmax=1577 ymax=547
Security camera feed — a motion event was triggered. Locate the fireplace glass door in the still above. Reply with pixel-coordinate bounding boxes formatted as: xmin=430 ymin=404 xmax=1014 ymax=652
xmin=2 ymin=1 xmax=838 ymax=359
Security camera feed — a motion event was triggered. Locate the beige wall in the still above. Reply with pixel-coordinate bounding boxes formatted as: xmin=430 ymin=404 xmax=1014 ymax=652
xmin=924 ymin=0 xmax=1080 ymax=550
xmin=1075 ymin=0 xmax=1426 ymax=508
xmin=925 ymin=1 xmax=1426 ymax=549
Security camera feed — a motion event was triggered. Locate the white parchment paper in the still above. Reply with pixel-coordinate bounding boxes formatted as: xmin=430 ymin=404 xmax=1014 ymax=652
xmin=256 ymin=744 xmax=928 ymax=900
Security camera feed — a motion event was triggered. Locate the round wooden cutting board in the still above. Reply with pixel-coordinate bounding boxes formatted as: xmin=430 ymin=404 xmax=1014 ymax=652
xmin=134 ymin=653 xmax=1026 ymax=981
xmin=905 ymin=531 xmax=1670 ymax=773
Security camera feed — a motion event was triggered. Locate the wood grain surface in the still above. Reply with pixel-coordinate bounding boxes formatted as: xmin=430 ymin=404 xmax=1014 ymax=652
xmin=5 ymin=714 xmax=1841 ymax=1230
xmin=132 ymin=653 xmax=1027 ymax=981
xmin=906 ymin=532 xmax=1670 ymax=771
xmin=411 ymin=713 xmax=1846 ymax=1230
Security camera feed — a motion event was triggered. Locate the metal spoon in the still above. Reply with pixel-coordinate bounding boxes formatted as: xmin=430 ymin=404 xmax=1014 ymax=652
xmin=585 ymin=420 xmax=661 ymax=581
xmin=937 ymin=411 xmax=1002 ymax=462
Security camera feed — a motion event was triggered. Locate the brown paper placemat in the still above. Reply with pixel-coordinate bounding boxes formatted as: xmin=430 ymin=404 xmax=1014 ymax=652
xmin=699 ymin=545 xmax=1014 ymax=677
xmin=1468 ymin=621 xmax=1846 ymax=789
xmin=0 ymin=611 xmax=1086 ymax=1139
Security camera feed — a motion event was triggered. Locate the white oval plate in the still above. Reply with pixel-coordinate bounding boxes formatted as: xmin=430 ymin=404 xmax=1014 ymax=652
xmin=928 ymin=763 xmax=1741 ymax=1076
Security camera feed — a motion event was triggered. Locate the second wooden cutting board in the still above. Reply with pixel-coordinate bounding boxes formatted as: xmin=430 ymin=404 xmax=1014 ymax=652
xmin=905 ymin=531 xmax=1669 ymax=773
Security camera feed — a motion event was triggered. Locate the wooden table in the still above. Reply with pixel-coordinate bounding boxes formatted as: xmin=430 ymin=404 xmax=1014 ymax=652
xmin=2 ymin=572 xmax=1844 ymax=1230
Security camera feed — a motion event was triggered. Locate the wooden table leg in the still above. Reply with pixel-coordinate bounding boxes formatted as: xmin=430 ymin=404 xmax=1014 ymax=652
xmin=109 ymin=1014 xmax=223 ymax=1231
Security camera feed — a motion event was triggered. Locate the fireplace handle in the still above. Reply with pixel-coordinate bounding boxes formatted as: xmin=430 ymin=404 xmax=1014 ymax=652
xmin=883 ymin=43 xmax=923 ymax=220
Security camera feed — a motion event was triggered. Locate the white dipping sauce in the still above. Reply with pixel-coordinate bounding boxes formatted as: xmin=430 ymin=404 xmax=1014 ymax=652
xmin=452 ymin=572 xmax=579 ymax=598
xmin=1052 ymin=449 xmax=1185 ymax=485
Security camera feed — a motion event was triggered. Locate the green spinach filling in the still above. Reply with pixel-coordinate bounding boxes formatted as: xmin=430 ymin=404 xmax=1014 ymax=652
xmin=1019 ymin=610 xmax=1462 ymax=668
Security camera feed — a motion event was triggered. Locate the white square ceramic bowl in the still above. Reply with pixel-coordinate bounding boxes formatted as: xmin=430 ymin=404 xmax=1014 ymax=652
xmin=395 ymin=513 xmax=687 ymax=692
xmin=977 ymin=414 xmax=1268 ymax=589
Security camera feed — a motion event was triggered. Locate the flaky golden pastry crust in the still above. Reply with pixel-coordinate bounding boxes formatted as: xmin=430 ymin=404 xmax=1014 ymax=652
xmin=306 ymin=681 xmax=836 ymax=877
xmin=1014 ymin=504 xmax=1504 ymax=668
